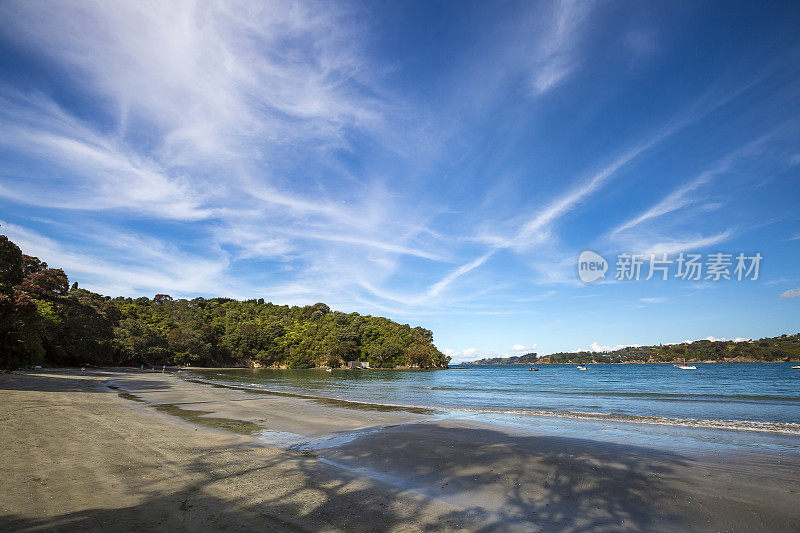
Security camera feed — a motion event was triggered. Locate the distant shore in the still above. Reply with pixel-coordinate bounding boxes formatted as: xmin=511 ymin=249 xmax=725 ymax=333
xmin=2 ymin=369 xmax=799 ymax=531
xmin=465 ymin=332 xmax=800 ymax=366
xmin=462 ymin=359 xmax=800 ymax=365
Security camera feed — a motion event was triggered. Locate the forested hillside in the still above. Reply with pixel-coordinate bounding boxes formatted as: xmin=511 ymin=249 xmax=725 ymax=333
xmin=0 ymin=235 xmax=450 ymax=370
xmin=539 ymin=336 xmax=800 ymax=364
xmin=467 ymin=336 xmax=800 ymax=365
xmin=466 ymin=352 xmax=539 ymax=365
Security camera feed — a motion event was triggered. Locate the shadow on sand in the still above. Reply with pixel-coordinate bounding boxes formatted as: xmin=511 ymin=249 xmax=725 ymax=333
xmin=0 ymin=424 xmax=721 ymax=532
xmin=0 ymin=370 xmax=167 ymax=393
xmin=318 ymin=423 xmax=702 ymax=531
xmin=3 ymin=377 xmax=794 ymax=532
xmin=1 ymin=443 xmax=513 ymax=532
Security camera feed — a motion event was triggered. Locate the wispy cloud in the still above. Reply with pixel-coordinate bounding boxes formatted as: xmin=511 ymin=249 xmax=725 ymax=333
xmin=610 ymin=133 xmax=777 ymax=237
xmin=611 ymin=165 xmax=725 ymax=237
xmin=422 ymin=99 xmax=732 ymax=298
xmin=0 ymin=93 xmax=210 ymax=219
xmin=424 ymin=144 xmax=664 ymax=298
xmin=421 ymin=69 xmax=772 ymax=300
xmin=529 ymin=0 xmax=593 ymax=95
xmin=0 ymin=220 xmax=233 ymax=297
xmin=0 ymin=0 xmax=387 ymax=217
xmin=0 ymin=0 xmax=456 ymax=309
xmin=780 ymin=288 xmax=800 ymax=299
xmin=641 ymin=230 xmax=734 ymax=255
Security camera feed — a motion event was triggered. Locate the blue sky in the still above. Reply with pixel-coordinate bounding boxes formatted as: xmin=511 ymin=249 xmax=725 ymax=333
xmin=0 ymin=1 xmax=799 ymax=363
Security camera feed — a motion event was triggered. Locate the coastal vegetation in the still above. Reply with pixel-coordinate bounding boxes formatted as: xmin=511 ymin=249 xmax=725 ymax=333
xmin=0 ymin=235 xmax=450 ymax=370
xmin=467 ymin=336 xmax=800 ymax=365
xmin=467 ymin=352 xmax=539 ymax=365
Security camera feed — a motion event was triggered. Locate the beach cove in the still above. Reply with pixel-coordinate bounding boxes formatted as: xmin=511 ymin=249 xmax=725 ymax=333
xmin=2 ymin=369 xmax=799 ymax=532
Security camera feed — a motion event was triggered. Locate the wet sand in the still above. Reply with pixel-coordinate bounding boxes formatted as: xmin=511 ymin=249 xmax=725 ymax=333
xmin=2 ymin=369 xmax=799 ymax=532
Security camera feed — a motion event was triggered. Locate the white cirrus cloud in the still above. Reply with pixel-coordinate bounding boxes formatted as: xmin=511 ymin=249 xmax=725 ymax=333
xmin=528 ymin=0 xmax=593 ymax=95
xmin=0 ymin=0 xmax=459 ymax=309
xmin=780 ymin=288 xmax=800 ymax=299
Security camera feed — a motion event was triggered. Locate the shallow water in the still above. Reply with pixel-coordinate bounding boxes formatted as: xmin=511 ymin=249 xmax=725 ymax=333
xmin=188 ymin=363 xmax=800 ymax=434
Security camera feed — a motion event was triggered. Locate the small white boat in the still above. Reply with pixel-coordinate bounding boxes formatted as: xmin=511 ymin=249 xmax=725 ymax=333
xmin=675 ymin=360 xmax=697 ymax=370
xmin=792 ymin=365 xmax=800 ymax=369
xmin=325 ymin=368 xmax=333 ymax=372
xmin=576 ymin=365 xmax=588 ymax=371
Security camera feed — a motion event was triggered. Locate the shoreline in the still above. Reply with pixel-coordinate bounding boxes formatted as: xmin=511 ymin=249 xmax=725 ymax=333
xmin=461 ymin=360 xmax=800 ymax=365
xmin=184 ymin=372 xmax=800 ymax=436
xmin=13 ymin=359 xmax=799 ymax=375
xmin=2 ymin=369 xmax=800 ymax=531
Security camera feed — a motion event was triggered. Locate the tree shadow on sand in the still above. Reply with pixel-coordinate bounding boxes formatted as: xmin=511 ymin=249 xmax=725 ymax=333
xmin=0 ymin=371 xmax=169 ymax=393
xmin=3 ymin=418 xmax=793 ymax=532
xmin=1 ymin=442 xmax=512 ymax=532
xmin=318 ymin=423 xmax=710 ymax=532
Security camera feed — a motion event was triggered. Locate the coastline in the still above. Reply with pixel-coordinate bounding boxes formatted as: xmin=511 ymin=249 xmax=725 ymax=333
xmin=185 ymin=370 xmax=800 ymax=436
xmin=462 ymin=359 xmax=800 ymax=365
xmin=2 ymin=369 xmax=799 ymax=531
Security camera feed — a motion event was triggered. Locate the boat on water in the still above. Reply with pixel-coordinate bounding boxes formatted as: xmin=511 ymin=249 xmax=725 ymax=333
xmin=528 ymin=368 xmax=540 ymax=371
xmin=576 ymin=365 xmax=588 ymax=371
xmin=792 ymin=365 xmax=800 ymax=369
xmin=675 ymin=360 xmax=697 ymax=370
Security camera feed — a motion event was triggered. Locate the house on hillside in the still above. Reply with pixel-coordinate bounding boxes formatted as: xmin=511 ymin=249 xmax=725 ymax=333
xmin=347 ymin=361 xmax=370 ymax=369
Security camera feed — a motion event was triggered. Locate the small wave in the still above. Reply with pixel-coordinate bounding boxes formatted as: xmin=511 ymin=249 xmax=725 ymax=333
xmin=538 ymin=390 xmax=800 ymax=403
xmin=453 ymin=407 xmax=800 ymax=435
xmin=334 ymin=384 xmax=800 ymax=403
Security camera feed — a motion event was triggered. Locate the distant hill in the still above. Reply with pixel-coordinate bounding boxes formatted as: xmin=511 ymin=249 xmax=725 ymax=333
xmin=465 ymin=335 xmax=800 ymax=365
xmin=465 ymin=352 xmax=539 ymax=365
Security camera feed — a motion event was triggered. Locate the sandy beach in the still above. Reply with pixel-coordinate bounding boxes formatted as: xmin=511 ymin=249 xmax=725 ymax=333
xmin=2 ymin=369 xmax=799 ymax=532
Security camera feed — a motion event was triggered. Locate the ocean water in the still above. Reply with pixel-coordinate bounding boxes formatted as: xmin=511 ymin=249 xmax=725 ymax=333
xmin=188 ymin=363 xmax=800 ymax=435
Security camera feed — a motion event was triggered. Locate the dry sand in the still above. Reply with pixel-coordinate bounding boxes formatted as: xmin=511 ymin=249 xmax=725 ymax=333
xmin=1 ymin=369 xmax=798 ymax=532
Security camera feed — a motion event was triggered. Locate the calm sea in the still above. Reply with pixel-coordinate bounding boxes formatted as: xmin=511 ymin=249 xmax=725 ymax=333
xmin=188 ymin=363 xmax=800 ymax=435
